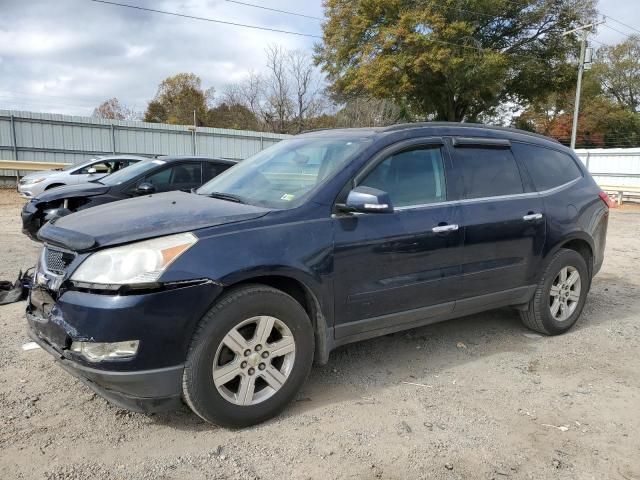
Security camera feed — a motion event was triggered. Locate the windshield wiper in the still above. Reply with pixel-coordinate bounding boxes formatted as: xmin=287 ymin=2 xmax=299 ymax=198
xmin=204 ymin=192 xmax=246 ymax=204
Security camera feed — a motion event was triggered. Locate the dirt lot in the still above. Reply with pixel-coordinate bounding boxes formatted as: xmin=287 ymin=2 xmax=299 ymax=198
xmin=0 ymin=188 xmax=639 ymax=480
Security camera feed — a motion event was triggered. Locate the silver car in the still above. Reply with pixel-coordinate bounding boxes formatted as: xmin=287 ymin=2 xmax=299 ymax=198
xmin=17 ymin=155 xmax=148 ymax=198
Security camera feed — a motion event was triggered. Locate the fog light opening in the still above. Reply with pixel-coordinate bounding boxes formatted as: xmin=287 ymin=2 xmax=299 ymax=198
xmin=70 ymin=340 xmax=139 ymax=362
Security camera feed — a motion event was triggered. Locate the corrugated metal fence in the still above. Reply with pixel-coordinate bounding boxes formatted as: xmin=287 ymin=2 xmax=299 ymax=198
xmin=0 ymin=109 xmax=290 ymax=178
xmin=2 ymin=109 xmax=640 ymax=188
xmin=575 ymin=148 xmax=640 ymax=188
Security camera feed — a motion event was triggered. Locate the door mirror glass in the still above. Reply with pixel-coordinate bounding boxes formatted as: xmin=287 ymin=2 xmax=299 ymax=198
xmin=340 ymin=186 xmax=393 ymax=213
xmin=136 ymin=182 xmax=156 ymax=195
xmin=86 ymin=167 xmax=97 ymax=174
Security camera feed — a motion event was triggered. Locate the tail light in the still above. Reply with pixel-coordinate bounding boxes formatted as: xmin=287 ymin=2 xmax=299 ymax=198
xmin=598 ymin=191 xmax=617 ymax=209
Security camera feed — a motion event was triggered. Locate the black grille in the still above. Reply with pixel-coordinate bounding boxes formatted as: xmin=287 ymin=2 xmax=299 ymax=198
xmin=45 ymin=248 xmax=75 ymax=274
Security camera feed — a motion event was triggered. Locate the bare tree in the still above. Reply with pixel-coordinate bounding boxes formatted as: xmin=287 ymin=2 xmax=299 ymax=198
xmin=287 ymin=49 xmax=322 ymax=133
xmin=263 ymin=45 xmax=293 ymax=133
xmin=220 ymin=46 xmax=329 ymax=133
xmin=223 ymin=71 xmax=264 ymax=122
xmin=93 ymin=98 xmax=139 ymax=120
xmin=335 ymin=98 xmax=404 ymax=127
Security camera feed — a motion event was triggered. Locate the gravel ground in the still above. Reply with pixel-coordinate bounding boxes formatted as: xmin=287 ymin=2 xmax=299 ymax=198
xmin=0 ymin=188 xmax=639 ymax=480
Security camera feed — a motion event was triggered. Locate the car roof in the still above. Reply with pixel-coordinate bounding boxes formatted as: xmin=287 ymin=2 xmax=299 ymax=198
xmin=156 ymin=156 xmax=238 ymax=165
xmin=93 ymin=154 xmax=150 ymax=161
xmin=299 ymin=122 xmax=563 ymax=149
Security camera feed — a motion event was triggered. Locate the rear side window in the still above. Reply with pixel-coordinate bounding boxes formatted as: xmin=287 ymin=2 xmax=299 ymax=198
xmin=453 ymin=146 xmax=523 ymax=199
xmin=359 ymin=147 xmax=446 ymax=207
xmin=512 ymin=143 xmax=582 ymax=191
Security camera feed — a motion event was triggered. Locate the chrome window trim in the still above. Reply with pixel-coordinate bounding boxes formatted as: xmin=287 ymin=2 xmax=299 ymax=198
xmin=384 ymin=177 xmax=581 ymax=213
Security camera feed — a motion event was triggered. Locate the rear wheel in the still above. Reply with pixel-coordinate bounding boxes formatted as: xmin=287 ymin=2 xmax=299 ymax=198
xmin=520 ymin=248 xmax=589 ymax=335
xmin=182 ymin=285 xmax=314 ymax=427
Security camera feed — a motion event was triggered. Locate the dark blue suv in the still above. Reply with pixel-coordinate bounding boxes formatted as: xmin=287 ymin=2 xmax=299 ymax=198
xmin=26 ymin=123 xmax=610 ymax=427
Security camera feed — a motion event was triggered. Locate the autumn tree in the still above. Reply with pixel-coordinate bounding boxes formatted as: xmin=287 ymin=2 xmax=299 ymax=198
xmin=514 ymin=68 xmax=640 ymax=148
xmin=315 ymin=0 xmax=596 ymax=122
xmin=144 ymin=73 xmax=213 ymax=125
xmin=93 ymin=98 xmax=138 ymax=120
xmin=515 ymin=34 xmax=640 ymax=149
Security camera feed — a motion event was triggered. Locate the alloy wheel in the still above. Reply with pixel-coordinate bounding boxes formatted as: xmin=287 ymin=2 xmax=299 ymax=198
xmin=212 ymin=316 xmax=296 ymax=406
xmin=549 ymin=266 xmax=581 ymax=322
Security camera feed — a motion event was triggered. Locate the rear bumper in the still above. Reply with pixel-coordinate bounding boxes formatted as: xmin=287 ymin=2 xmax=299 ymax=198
xmin=28 ymin=327 xmax=184 ymax=412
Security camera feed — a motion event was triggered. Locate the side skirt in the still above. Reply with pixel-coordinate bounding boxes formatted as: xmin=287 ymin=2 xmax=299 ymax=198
xmin=331 ymin=285 xmax=536 ymax=349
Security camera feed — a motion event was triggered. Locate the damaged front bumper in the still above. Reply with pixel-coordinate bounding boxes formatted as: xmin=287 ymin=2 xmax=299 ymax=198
xmin=27 ymin=326 xmax=184 ymax=412
xmin=26 ymin=274 xmax=222 ymax=413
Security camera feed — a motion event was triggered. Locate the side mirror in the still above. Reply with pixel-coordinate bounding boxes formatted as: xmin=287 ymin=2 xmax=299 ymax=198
xmin=136 ymin=182 xmax=156 ymax=195
xmin=337 ymin=186 xmax=393 ymax=214
xmin=87 ymin=167 xmax=97 ymax=174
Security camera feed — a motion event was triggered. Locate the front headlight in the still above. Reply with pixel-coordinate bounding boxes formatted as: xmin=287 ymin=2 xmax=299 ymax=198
xmin=71 ymin=232 xmax=197 ymax=285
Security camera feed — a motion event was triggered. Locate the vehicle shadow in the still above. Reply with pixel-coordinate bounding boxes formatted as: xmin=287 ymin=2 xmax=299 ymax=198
xmin=149 ymin=273 xmax=638 ymax=430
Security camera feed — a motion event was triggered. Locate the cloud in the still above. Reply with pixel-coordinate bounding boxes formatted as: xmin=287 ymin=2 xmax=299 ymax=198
xmin=0 ymin=0 xmax=323 ymax=115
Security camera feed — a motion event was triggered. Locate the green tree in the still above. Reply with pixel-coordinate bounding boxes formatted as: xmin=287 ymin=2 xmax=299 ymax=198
xmin=206 ymin=103 xmax=260 ymax=130
xmin=315 ymin=0 xmax=596 ymax=121
xmin=594 ymin=35 xmax=640 ymax=113
xmin=144 ymin=73 xmax=213 ymax=125
xmin=143 ymin=100 xmax=168 ymax=123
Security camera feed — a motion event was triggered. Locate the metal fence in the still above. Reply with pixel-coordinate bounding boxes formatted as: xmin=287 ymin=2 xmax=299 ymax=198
xmin=575 ymin=148 xmax=640 ymax=188
xmin=0 ymin=109 xmax=290 ymax=180
xmin=2 ymin=109 xmax=640 ymax=188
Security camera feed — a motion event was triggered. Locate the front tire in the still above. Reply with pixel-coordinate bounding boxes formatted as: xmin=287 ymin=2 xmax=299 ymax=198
xmin=182 ymin=285 xmax=314 ymax=427
xmin=520 ymin=248 xmax=590 ymax=335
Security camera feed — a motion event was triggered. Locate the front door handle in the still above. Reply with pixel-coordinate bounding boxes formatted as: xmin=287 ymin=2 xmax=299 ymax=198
xmin=523 ymin=213 xmax=543 ymax=221
xmin=432 ymin=224 xmax=459 ymax=233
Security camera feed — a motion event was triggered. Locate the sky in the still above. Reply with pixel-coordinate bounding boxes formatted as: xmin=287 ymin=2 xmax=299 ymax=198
xmin=0 ymin=0 xmax=638 ymax=117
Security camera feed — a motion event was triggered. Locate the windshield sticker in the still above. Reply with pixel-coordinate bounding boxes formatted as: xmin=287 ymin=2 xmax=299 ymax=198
xmin=280 ymin=193 xmax=295 ymax=201
xmin=152 ymin=160 xmax=166 ymax=165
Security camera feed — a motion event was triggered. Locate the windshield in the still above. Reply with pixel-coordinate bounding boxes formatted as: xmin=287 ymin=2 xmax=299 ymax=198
xmin=99 ymin=160 xmax=166 ymax=186
xmin=196 ymin=137 xmax=370 ymax=208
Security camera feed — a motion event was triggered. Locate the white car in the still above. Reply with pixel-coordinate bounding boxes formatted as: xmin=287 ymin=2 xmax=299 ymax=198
xmin=17 ymin=155 xmax=148 ymax=198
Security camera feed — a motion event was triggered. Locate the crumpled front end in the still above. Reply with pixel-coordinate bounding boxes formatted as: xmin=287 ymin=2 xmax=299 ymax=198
xmin=25 ymin=244 xmax=223 ymax=412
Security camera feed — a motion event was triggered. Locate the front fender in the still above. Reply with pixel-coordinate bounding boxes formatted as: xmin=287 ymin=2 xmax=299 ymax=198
xmin=161 ymin=216 xmax=335 ymax=331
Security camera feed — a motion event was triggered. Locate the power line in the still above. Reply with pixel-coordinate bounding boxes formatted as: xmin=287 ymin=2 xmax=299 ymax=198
xmin=224 ymin=0 xmax=322 ymax=21
xmin=602 ymin=23 xmax=637 ymax=40
xmin=87 ymin=0 xmax=322 ymax=39
xmin=604 ymin=15 xmax=640 ymax=36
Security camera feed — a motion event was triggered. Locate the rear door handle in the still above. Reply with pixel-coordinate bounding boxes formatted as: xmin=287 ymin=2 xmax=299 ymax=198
xmin=523 ymin=213 xmax=543 ymax=221
xmin=432 ymin=224 xmax=459 ymax=233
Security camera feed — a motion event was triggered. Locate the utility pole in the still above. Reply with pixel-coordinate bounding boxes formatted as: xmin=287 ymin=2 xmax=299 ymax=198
xmin=564 ymin=20 xmax=605 ymax=149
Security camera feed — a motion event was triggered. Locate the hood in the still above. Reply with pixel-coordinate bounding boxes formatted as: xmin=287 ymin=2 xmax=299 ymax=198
xmin=22 ymin=169 xmax=64 ymax=181
xmin=33 ymin=183 xmax=110 ymax=203
xmin=38 ymin=191 xmax=270 ymax=251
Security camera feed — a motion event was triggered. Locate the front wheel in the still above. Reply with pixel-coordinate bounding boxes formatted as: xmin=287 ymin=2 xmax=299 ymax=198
xmin=520 ymin=248 xmax=590 ymax=335
xmin=182 ymin=285 xmax=314 ymax=427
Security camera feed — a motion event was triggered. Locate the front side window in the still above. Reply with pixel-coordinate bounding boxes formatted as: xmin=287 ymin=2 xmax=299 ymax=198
xmin=76 ymin=161 xmax=111 ymax=174
xmin=202 ymin=162 xmax=231 ymax=182
xmin=143 ymin=163 xmax=202 ymax=192
xmin=197 ymin=137 xmax=371 ymax=209
xmin=359 ymin=147 xmax=446 ymax=207
xmin=453 ymin=146 xmax=523 ymax=199
xmin=99 ymin=160 xmax=166 ymax=186
xmin=512 ymin=143 xmax=582 ymax=191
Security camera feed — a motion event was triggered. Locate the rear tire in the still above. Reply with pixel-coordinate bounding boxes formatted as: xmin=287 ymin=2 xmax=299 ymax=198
xmin=520 ymin=248 xmax=589 ymax=335
xmin=182 ymin=284 xmax=314 ymax=427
